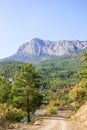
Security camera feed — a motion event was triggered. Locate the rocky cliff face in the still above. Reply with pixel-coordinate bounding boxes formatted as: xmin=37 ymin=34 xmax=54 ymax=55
xmin=17 ymin=38 xmax=87 ymax=57
xmin=1 ymin=38 xmax=87 ymax=62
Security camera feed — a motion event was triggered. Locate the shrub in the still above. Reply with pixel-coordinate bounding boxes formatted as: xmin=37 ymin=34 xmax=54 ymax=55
xmin=0 ymin=103 xmax=26 ymax=122
xmin=45 ymin=105 xmax=58 ymax=115
xmin=71 ymin=101 xmax=80 ymax=112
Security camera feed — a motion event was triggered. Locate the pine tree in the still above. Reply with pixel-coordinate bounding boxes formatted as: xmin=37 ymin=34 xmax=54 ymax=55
xmin=0 ymin=76 xmax=11 ymax=103
xmin=12 ymin=64 xmax=43 ymax=123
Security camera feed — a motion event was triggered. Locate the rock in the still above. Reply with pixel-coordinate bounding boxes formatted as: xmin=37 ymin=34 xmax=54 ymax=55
xmin=9 ymin=124 xmax=18 ymax=129
xmin=1 ymin=38 xmax=87 ymax=63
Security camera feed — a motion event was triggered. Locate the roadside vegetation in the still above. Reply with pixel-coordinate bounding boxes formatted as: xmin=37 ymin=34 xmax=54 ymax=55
xmin=0 ymin=63 xmax=43 ymax=128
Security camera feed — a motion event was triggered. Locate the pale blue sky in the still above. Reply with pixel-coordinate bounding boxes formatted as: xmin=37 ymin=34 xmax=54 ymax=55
xmin=0 ymin=0 xmax=87 ymax=59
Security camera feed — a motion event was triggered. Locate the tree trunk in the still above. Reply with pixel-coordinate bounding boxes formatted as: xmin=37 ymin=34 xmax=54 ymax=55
xmin=27 ymin=93 xmax=30 ymax=123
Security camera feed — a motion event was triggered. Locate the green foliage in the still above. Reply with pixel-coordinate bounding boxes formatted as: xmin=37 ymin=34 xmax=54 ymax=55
xmin=70 ymin=102 xmax=80 ymax=112
xmin=45 ymin=105 xmax=58 ymax=115
xmin=0 ymin=55 xmax=84 ymax=122
xmin=0 ymin=60 xmax=22 ymax=78
xmin=68 ymin=53 xmax=87 ymax=111
xmin=0 ymin=103 xmax=26 ymax=123
xmin=36 ymin=56 xmax=82 ymax=103
xmin=79 ymin=54 xmax=87 ymax=89
xmin=0 ymin=76 xmax=11 ymax=103
xmin=0 ymin=56 xmax=82 ymax=106
xmin=69 ymin=85 xmax=86 ymax=103
xmin=12 ymin=64 xmax=43 ymax=122
xmin=79 ymin=53 xmax=87 ymax=102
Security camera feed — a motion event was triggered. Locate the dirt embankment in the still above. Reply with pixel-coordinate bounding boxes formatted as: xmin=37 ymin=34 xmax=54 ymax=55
xmin=73 ymin=102 xmax=87 ymax=128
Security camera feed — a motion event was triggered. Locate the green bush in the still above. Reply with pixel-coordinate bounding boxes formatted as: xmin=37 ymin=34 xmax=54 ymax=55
xmin=71 ymin=101 xmax=80 ymax=112
xmin=0 ymin=103 xmax=26 ymax=122
xmin=45 ymin=105 xmax=58 ymax=115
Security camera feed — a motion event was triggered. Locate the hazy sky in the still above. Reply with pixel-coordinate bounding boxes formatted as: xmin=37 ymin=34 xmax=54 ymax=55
xmin=0 ymin=0 xmax=87 ymax=59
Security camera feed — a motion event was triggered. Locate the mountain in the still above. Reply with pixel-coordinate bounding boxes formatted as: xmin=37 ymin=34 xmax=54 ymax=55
xmin=1 ymin=38 xmax=87 ymax=63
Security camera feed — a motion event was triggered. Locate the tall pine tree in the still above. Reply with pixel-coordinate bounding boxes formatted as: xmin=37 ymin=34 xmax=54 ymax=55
xmin=12 ymin=64 xmax=43 ymax=123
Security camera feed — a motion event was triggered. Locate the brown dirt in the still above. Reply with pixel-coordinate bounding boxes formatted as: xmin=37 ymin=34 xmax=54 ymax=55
xmin=7 ymin=110 xmax=87 ymax=130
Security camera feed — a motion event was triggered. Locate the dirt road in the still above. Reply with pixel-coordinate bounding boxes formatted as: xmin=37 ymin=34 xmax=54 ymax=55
xmin=13 ymin=110 xmax=87 ymax=130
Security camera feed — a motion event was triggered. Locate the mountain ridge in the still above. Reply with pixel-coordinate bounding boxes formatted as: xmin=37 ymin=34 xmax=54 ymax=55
xmin=1 ymin=38 xmax=87 ymax=63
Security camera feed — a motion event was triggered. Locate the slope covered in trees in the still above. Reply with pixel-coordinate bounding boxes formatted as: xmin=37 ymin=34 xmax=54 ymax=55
xmin=0 ymin=56 xmax=82 ymax=103
xmin=36 ymin=56 xmax=82 ymax=104
xmin=0 ymin=60 xmax=22 ymax=78
xmin=0 ymin=54 xmax=86 ymax=127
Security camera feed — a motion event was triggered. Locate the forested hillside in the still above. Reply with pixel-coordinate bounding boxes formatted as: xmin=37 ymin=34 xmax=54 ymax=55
xmin=0 ymin=56 xmax=82 ymax=104
xmin=36 ymin=56 xmax=82 ymax=103
xmin=0 ymin=60 xmax=23 ymax=78
xmin=0 ymin=54 xmax=87 ymax=128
